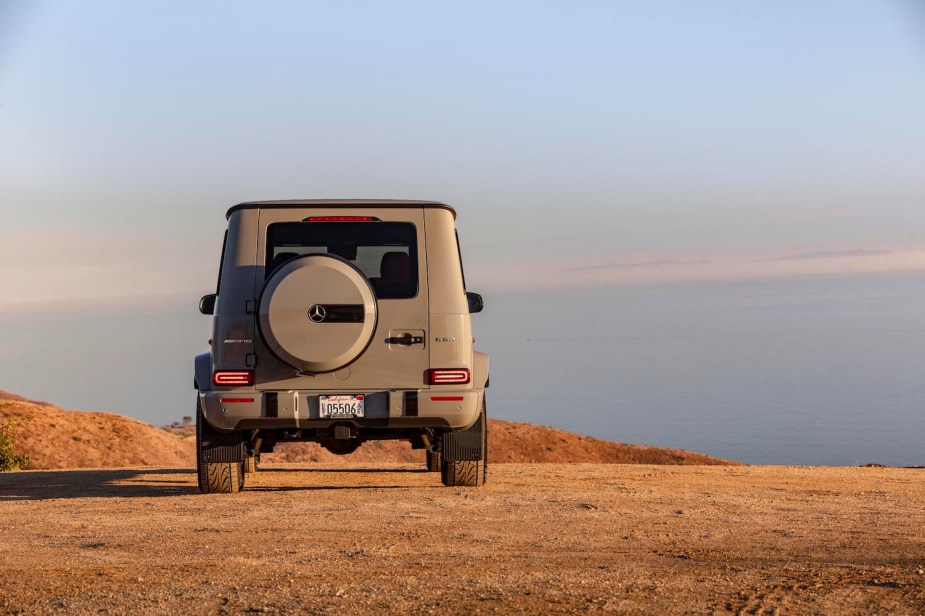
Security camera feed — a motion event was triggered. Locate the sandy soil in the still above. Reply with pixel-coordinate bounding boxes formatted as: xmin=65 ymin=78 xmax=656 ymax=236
xmin=1 ymin=463 xmax=923 ymax=614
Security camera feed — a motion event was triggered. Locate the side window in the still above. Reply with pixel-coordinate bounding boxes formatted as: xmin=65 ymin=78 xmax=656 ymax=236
xmin=216 ymin=230 xmax=228 ymax=294
xmin=265 ymin=222 xmax=419 ymax=299
xmin=455 ymin=230 xmax=467 ymax=291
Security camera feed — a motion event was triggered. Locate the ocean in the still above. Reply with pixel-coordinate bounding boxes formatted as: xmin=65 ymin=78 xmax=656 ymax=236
xmin=2 ymin=272 xmax=923 ymax=466
xmin=475 ymin=272 xmax=925 ymax=466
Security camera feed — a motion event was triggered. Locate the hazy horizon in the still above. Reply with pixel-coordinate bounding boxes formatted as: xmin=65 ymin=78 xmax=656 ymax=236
xmin=2 ymin=271 xmax=923 ymax=466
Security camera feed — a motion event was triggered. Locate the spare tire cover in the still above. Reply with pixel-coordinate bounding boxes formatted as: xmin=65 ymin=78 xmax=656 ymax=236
xmin=259 ymin=254 xmax=378 ymax=373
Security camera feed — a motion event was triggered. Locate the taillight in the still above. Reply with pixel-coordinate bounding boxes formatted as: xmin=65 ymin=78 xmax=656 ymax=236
xmin=305 ymin=216 xmax=379 ymax=222
xmin=212 ymin=370 xmax=254 ymax=386
xmin=426 ymin=368 xmax=470 ymax=385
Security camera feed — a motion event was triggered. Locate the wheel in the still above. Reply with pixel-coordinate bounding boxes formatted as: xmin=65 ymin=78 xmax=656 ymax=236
xmin=259 ymin=253 xmax=377 ymax=373
xmin=196 ymin=399 xmax=244 ymax=494
xmin=426 ymin=450 xmax=441 ymax=472
xmin=440 ymin=400 xmax=488 ymax=487
xmin=243 ymin=454 xmax=259 ymax=474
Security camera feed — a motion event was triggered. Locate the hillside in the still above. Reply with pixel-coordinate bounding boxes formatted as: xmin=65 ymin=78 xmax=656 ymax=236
xmin=252 ymin=420 xmax=733 ymax=465
xmin=0 ymin=390 xmax=735 ymax=468
xmin=0 ymin=393 xmax=192 ymax=469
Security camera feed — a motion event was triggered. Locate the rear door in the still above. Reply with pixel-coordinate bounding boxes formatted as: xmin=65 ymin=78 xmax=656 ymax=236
xmin=254 ymin=208 xmax=429 ymax=391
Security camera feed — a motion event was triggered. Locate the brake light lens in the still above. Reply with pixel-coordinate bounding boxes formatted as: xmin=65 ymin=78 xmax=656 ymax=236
xmin=426 ymin=368 xmax=470 ymax=385
xmin=305 ymin=216 xmax=379 ymax=222
xmin=212 ymin=370 xmax=254 ymax=386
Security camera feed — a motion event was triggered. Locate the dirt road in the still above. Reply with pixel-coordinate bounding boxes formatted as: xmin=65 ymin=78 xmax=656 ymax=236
xmin=1 ymin=464 xmax=923 ymax=614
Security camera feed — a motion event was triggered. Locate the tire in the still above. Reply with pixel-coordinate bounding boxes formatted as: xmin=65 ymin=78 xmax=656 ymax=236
xmin=440 ymin=400 xmax=488 ymax=487
xmin=426 ymin=450 xmax=441 ymax=472
xmin=259 ymin=253 xmax=378 ymax=373
xmin=196 ymin=399 xmax=244 ymax=494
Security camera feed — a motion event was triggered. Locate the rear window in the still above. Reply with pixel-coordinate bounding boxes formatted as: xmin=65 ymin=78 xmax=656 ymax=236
xmin=265 ymin=222 xmax=418 ymax=299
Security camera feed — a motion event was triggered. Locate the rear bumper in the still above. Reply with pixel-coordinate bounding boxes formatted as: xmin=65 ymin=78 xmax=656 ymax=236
xmin=200 ymin=389 xmax=482 ymax=433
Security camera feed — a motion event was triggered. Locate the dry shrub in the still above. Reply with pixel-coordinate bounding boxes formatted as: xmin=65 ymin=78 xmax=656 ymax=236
xmin=0 ymin=412 xmax=30 ymax=471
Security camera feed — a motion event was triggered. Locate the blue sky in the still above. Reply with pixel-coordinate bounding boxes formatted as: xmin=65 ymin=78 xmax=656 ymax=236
xmin=1 ymin=0 xmax=925 ymax=305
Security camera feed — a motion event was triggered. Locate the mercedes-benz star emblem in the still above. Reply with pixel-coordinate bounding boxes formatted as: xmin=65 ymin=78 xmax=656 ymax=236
xmin=308 ymin=304 xmax=327 ymax=323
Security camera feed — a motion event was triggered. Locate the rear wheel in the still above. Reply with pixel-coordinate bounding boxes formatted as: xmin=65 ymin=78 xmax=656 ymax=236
xmin=440 ymin=401 xmax=488 ymax=487
xmin=426 ymin=450 xmax=441 ymax=472
xmin=196 ymin=400 xmax=244 ymax=494
xmin=243 ymin=454 xmax=260 ymax=474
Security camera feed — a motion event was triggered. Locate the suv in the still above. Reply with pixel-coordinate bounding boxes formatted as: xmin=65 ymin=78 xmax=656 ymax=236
xmin=194 ymin=200 xmax=489 ymax=493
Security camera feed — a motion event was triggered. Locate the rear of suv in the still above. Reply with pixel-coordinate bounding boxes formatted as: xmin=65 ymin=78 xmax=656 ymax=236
xmin=194 ymin=200 xmax=488 ymax=493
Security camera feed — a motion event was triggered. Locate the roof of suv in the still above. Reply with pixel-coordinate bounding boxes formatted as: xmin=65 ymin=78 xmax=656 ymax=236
xmin=227 ymin=199 xmax=456 ymax=220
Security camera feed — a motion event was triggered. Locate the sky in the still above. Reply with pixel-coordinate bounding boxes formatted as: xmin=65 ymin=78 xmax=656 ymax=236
xmin=0 ymin=1 xmax=924 ymax=424
xmin=1 ymin=2 xmax=924 ymax=307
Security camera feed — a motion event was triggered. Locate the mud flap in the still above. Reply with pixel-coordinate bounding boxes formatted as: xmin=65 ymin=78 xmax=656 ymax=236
xmin=199 ymin=407 xmax=246 ymax=463
xmin=202 ymin=440 xmax=245 ymax=463
xmin=442 ymin=412 xmax=484 ymax=462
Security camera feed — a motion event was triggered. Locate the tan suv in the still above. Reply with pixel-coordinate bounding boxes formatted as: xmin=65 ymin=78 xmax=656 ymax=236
xmin=194 ymin=200 xmax=488 ymax=493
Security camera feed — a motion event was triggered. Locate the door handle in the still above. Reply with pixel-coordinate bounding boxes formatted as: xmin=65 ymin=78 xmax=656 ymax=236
xmin=387 ymin=333 xmax=424 ymax=346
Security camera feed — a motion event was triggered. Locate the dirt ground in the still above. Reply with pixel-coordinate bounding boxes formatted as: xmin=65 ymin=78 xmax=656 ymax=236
xmin=1 ymin=463 xmax=923 ymax=614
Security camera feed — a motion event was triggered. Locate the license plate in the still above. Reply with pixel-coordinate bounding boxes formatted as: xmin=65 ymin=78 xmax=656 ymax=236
xmin=319 ymin=395 xmax=365 ymax=418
